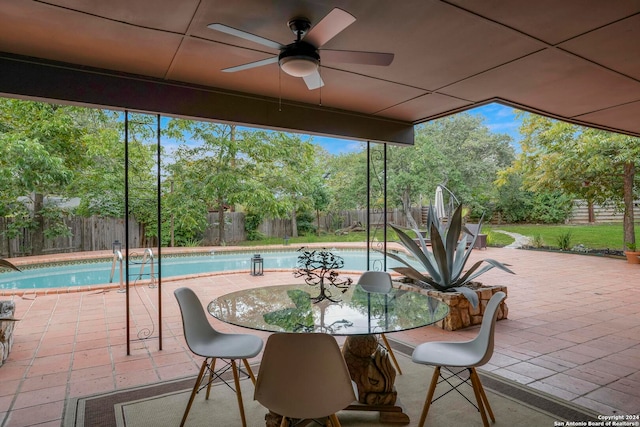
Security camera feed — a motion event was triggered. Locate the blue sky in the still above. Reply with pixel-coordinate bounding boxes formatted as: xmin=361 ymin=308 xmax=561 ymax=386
xmin=306 ymin=102 xmax=523 ymax=155
xmin=468 ymin=103 xmax=522 ymax=141
xmin=156 ymin=102 xmax=523 ymax=156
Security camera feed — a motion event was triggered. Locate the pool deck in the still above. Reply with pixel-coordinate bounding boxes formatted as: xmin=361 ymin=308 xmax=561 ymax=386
xmin=1 ymin=245 xmax=639 ymax=426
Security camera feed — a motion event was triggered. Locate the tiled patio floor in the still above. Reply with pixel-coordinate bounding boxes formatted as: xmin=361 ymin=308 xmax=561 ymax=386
xmin=1 ymin=246 xmax=639 ymax=426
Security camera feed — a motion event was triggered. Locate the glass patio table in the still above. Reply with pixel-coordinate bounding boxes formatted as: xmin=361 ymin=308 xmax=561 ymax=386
xmin=207 ymin=283 xmax=448 ymax=335
xmin=208 ymin=283 xmax=449 ymax=423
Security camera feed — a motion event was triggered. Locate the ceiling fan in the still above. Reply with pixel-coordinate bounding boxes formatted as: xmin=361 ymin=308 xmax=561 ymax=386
xmin=207 ymin=8 xmax=394 ymax=90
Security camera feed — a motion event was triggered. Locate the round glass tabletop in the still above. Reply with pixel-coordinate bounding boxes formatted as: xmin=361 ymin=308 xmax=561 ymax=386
xmin=208 ymin=283 xmax=449 ymax=335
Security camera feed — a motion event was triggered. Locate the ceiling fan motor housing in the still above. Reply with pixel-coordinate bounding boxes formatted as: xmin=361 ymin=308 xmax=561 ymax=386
xmin=288 ymin=17 xmax=311 ymax=38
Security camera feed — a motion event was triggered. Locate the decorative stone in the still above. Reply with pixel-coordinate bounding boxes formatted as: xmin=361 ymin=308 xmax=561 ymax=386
xmin=471 ymin=315 xmax=483 ymax=325
xmin=396 ymin=282 xmax=508 ymax=331
xmin=0 ymin=300 xmax=17 ymax=367
xmin=460 ymin=308 xmax=471 ymax=326
xmin=469 ymin=300 xmax=481 ymax=316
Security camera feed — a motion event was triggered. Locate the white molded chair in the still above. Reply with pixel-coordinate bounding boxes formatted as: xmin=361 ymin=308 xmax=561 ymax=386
xmin=254 ymin=333 xmax=357 ymax=427
xmin=412 ymin=291 xmax=506 ymax=427
xmin=174 ymin=287 xmax=264 ymax=427
xmin=357 ymin=270 xmax=403 ymax=374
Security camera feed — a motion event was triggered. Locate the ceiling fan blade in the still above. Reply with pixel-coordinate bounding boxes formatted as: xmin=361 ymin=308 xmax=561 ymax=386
xmin=303 ymin=71 xmax=324 ymax=90
xmin=222 ymin=56 xmax=279 ymax=73
xmin=304 ymin=8 xmax=356 ymax=48
xmin=208 ymin=23 xmax=284 ymax=50
xmin=321 ymin=50 xmax=394 ymax=66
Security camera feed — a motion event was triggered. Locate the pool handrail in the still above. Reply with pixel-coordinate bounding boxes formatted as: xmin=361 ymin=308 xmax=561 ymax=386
xmin=110 ymin=250 xmax=125 ymax=293
xmin=139 ymin=248 xmax=156 ymax=288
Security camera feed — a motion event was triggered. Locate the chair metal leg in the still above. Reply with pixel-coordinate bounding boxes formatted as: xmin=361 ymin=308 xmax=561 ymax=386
xmin=242 ymin=358 xmax=257 ymax=385
xmin=380 ymin=333 xmax=403 ymax=375
xmin=231 ymin=359 xmax=248 ymax=427
xmin=205 ymin=357 xmax=217 ymax=399
xmin=181 ymin=358 xmax=209 ymax=427
xmin=418 ymin=366 xmax=440 ymax=427
xmin=469 ymin=368 xmax=491 ymax=427
xmin=328 ymin=413 xmax=343 ymax=427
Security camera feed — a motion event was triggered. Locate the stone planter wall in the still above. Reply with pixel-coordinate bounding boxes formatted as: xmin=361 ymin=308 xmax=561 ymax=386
xmin=1 ymin=300 xmax=16 ymax=367
xmin=395 ymin=283 xmax=508 ymax=331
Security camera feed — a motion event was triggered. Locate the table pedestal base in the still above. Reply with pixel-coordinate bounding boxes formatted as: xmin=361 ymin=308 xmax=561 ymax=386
xmin=266 ymin=404 xmax=410 ymax=426
xmin=345 ymin=399 xmax=410 ymax=423
xmin=341 ymin=335 xmax=410 ymax=424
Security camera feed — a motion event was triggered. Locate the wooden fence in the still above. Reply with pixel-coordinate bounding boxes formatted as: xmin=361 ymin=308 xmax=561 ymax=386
xmin=203 ymin=212 xmax=246 ymax=245
xmin=1 ymin=202 xmax=635 ymax=257
xmin=0 ymin=216 xmax=141 ymax=257
xmin=567 ymin=199 xmax=640 ymax=224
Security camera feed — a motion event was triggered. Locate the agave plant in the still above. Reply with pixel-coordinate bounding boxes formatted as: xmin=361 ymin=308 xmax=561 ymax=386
xmin=386 ymin=204 xmax=514 ymax=308
xmin=0 ymin=259 xmax=21 ymax=272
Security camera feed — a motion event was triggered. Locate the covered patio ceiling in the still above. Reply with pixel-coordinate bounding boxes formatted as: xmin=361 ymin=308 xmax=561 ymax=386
xmin=0 ymin=0 xmax=639 ymax=144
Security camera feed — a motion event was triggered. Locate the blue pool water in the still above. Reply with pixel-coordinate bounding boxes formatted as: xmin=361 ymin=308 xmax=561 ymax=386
xmin=0 ymin=249 xmax=409 ymax=290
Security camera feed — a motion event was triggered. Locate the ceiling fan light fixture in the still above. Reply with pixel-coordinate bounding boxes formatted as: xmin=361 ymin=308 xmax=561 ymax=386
xmin=279 ymin=56 xmax=319 ymax=77
xmin=278 ymin=42 xmax=320 ymax=77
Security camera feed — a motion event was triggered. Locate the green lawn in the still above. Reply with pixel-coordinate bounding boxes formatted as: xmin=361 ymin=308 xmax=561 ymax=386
xmin=239 ymin=223 xmax=637 ymax=251
xmin=238 ymin=231 xmax=371 ymax=247
xmin=485 ymin=223 xmax=638 ymax=250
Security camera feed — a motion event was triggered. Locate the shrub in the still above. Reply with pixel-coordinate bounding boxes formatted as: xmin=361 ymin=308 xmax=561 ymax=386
xmin=296 ymin=212 xmax=317 ymax=236
xmin=495 ymin=174 xmax=573 ymax=224
xmin=556 ymin=231 xmax=573 ymax=251
xmin=530 ymin=192 xmax=573 ymax=224
xmin=181 ymin=237 xmax=203 ymax=247
xmin=244 ymin=212 xmax=264 ymax=241
xmin=530 ymin=234 xmax=544 ymax=248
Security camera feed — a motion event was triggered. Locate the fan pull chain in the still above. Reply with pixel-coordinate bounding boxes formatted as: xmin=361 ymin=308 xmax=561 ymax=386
xmin=319 ymin=65 xmax=322 ymax=106
xmin=278 ymin=68 xmax=282 ymax=112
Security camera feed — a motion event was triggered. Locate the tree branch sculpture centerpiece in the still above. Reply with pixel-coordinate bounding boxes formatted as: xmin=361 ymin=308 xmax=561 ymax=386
xmin=293 ymin=248 xmax=353 ymax=303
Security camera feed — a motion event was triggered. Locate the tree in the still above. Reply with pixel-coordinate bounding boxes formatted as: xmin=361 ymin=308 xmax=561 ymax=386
xmin=324 ymin=150 xmax=367 ymax=212
xmin=255 ymin=132 xmax=317 ymax=238
xmin=319 ymin=115 xmax=514 ymax=232
xmin=70 ymin=111 xmax=159 ymax=246
xmin=0 ymin=99 xmax=99 ymax=255
xmin=387 ymin=140 xmax=441 ymax=229
xmin=165 ymin=122 xmax=248 ymax=245
xmin=70 ymin=112 xmax=124 ymax=217
xmin=416 ymin=114 xmax=515 ymax=217
xmin=0 ymin=100 xmax=160 ymax=253
xmin=498 ymin=113 xmax=639 ymax=246
xmin=386 ymin=113 xmax=514 ymax=227
xmin=122 ymin=113 xmax=162 ymax=246
xmin=310 ymin=176 xmax=330 ymax=235
xmin=164 ymin=121 xmax=316 ymax=244
xmin=315 ymin=148 xmax=362 ymax=232
xmin=0 ymin=135 xmax=72 ymax=255
xmin=494 ymin=172 xmax=574 ymax=224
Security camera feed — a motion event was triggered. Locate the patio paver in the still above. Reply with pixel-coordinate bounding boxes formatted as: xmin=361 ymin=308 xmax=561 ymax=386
xmin=0 ymin=246 xmax=639 ymax=426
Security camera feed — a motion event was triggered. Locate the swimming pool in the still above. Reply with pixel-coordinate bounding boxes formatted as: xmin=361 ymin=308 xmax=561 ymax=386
xmin=0 ymin=249 xmax=412 ymax=290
